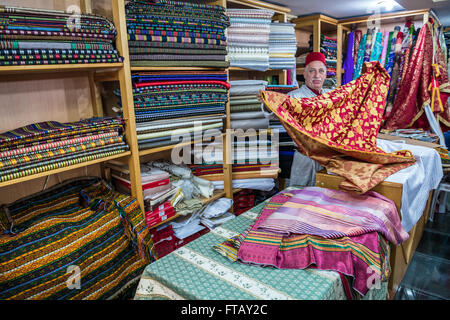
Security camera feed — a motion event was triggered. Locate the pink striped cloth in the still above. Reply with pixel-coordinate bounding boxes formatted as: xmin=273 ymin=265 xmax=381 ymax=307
xmin=257 ymin=187 xmax=409 ymax=245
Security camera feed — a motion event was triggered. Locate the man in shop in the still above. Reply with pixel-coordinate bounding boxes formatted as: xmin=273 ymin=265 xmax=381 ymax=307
xmin=287 ymin=51 xmax=331 ymax=187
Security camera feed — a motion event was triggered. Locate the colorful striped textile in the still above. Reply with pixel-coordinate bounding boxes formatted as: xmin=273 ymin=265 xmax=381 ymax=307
xmin=0 ymin=117 xmax=128 ymax=183
xmin=258 ymin=187 xmax=408 ymax=245
xmin=0 ymin=177 xmax=155 ymax=300
xmin=214 ymin=189 xmax=392 ymax=298
xmin=114 ymin=71 xmax=229 ymax=151
xmin=0 ymin=5 xmax=122 ymax=66
xmin=126 ymin=0 xmax=229 ymax=68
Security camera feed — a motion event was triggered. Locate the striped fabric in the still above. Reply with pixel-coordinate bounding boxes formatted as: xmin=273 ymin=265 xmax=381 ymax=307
xmin=114 ymin=71 xmax=228 ymax=151
xmin=0 ymin=117 xmax=128 ymax=183
xmin=126 ymin=0 xmax=229 ymax=68
xmin=0 ymin=177 xmax=155 ymax=300
xmin=0 ymin=5 xmax=122 ymax=66
xmin=214 ymin=189 xmax=392 ymax=298
xmin=258 ymin=187 xmax=409 ymax=245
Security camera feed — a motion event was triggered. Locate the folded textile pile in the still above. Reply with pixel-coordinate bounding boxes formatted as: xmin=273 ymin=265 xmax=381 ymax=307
xmin=125 ymin=0 xmax=229 ymax=68
xmin=226 ymin=8 xmax=274 ymax=71
xmin=0 ymin=117 xmax=128 ymax=183
xmin=214 ymin=187 xmax=407 ymax=298
xmin=269 ymin=22 xmax=297 ymax=69
xmin=189 ymin=130 xmax=279 ymax=187
xmin=229 ymin=80 xmax=268 ymax=130
xmin=0 ymin=177 xmax=155 ymax=299
xmin=114 ymin=71 xmax=228 ymax=151
xmin=0 ymin=5 xmax=122 ymax=66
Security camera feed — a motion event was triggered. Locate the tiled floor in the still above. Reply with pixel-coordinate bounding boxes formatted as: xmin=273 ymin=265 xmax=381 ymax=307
xmin=394 ymin=211 xmax=450 ymax=300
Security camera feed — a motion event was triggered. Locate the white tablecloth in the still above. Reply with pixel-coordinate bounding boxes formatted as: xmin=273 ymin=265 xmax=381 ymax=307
xmin=377 ymin=139 xmax=443 ymax=232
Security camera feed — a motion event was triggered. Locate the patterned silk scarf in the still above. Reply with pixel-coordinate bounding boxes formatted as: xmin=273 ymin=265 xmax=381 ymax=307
xmin=261 ymin=61 xmax=415 ymax=193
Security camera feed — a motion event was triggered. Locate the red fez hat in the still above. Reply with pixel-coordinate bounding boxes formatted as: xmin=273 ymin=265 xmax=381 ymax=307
xmin=305 ymin=52 xmax=327 ymax=67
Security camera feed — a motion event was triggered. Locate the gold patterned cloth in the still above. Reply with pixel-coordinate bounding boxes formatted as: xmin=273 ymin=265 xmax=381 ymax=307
xmin=261 ymin=61 xmax=416 ymax=193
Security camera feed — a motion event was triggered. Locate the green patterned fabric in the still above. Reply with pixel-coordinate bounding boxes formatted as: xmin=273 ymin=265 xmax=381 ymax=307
xmin=134 ymin=188 xmax=388 ymax=300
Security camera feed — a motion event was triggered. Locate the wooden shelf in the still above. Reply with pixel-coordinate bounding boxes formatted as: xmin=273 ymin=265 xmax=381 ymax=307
xmin=227 ymin=0 xmax=290 ymax=14
xmin=0 ymin=151 xmax=131 ymax=188
xmin=337 ymin=9 xmax=433 ymax=27
xmin=0 ymin=63 xmax=124 ymax=75
xmin=201 ymin=190 xmax=226 ymax=205
xmin=148 ymin=189 xmax=228 ymax=229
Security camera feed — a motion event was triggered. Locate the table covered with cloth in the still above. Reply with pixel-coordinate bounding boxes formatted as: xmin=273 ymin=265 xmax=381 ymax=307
xmin=134 ymin=187 xmax=389 ymax=300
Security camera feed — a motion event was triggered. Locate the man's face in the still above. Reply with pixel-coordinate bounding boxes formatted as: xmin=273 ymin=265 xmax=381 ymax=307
xmin=304 ymin=60 xmax=327 ymax=91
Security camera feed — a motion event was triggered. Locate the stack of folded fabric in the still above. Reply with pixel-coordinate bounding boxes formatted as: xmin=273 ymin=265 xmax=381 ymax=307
xmin=0 ymin=5 xmax=122 ymax=66
xmin=265 ymin=84 xmax=297 ymax=146
xmin=310 ymin=34 xmax=338 ymax=89
xmin=114 ymin=71 xmax=229 ymax=151
xmin=229 ymin=80 xmax=269 ymax=130
xmin=189 ymin=130 xmax=279 ymax=183
xmin=125 ymin=0 xmax=229 ymax=68
xmin=0 ymin=117 xmax=128 ymax=183
xmin=226 ymin=8 xmax=274 ymax=71
xmin=269 ymin=22 xmax=297 ymax=69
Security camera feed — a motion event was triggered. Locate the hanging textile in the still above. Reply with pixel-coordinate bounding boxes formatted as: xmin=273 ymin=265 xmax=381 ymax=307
xmin=353 ymin=34 xmax=367 ymax=80
xmin=369 ymin=32 xmax=383 ymax=62
xmin=342 ymin=31 xmax=355 ymax=85
xmin=353 ymin=30 xmax=362 ymax=66
xmin=383 ymin=22 xmax=450 ymax=131
xmin=261 ymin=61 xmax=415 ymax=193
xmin=379 ymin=31 xmax=390 ymax=66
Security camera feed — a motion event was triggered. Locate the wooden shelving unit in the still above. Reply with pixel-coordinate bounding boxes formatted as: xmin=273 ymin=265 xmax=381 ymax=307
xmin=0 ymin=0 xmax=289 ymax=214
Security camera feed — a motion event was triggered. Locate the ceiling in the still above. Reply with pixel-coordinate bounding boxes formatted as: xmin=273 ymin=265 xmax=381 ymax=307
xmin=265 ymin=0 xmax=450 ymax=26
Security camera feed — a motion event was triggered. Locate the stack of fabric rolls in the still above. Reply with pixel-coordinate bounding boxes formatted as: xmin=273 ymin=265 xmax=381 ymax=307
xmin=0 ymin=117 xmax=128 ymax=183
xmin=265 ymin=84 xmax=297 ymax=179
xmin=125 ymin=0 xmax=229 ymax=68
xmin=226 ymin=8 xmax=274 ymax=71
xmin=229 ymin=80 xmax=269 ymax=130
xmin=114 ymin=71 xmax=229 ymax=151
xmin=268 ymin=22 xmax=297 ymax=70
xmin=0 ymin=5 xmax=122 ymax=66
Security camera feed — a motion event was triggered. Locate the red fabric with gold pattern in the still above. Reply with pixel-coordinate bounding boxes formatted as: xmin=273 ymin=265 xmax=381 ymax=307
xmin=261 ymin=61 xmax=416 ymax=193
xmin=383 ymin=22 xmax=450 ymax=131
